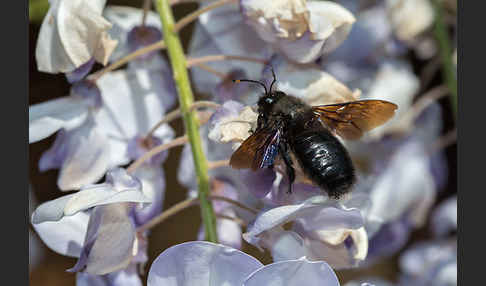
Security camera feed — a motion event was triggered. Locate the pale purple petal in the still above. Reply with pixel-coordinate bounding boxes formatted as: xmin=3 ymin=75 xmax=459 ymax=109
xmin=236 ymin=168 xmax=276 ymax=199
xmin=364 ymin=60 xmax=419 ymax=139
xmin=32 ymin=194 xmax=77 ymax=223
xmin=208 ymin=101 xmax=245 ymax=134
xmin=367 ymin=141 xmax=436 ymax=227
xmin=367 ymin=216 xmax=411 ymax=261
xmin=66 ymin=58 xmax=96 ymax=83
xmin=214 ymin=69 xmax=252 ymax=103
xmin=266 ymin=56 xmax=359 ymax=106
xmin=301 ymin=227 xmax=368 ymax=269
xmin=276 ymin=31 xmax=327 ymax=63
xmin=431 ymin=196 xmax=457 ymax=237
xmin=32 ymin=211 xmax=89 ymax=257
xmin=133 ymin=166 xmax=166 ymax=225
xmin=70 ymin=80 xmax=103 ymax=108
xmin=126 ymin=26 xmax=163 ymax=61
xmin=29 ymin=96 xmax=89 ymax=143
xmin=95 ymin=68 xmax=176 ymax=140
xmin=243 ymin=257 xmax=340 ymax=286
xmin=217 ymin=209 xmax=243 ymax=249
xmin=259 ymin=230 xmax=306 ymax=261
xmin=197 ymin=209 xmax=243 ymax=250
xmin=344 ymin=277 xmax=395 ymax=286
xmin=244 ymin=196 xmax=363 ymax=245
xmin=272 ymin=177 xmax=322 ymax=205
xmin=42 ymin=116 xmax=111 ymax=191
xmin=103 ymin=6 xmax=162 ymax=63
xmin=398 ymin=239 xmax=457 ymax=286
xmin=76 ymin=266 xmax=143 ymax=286
xmin=32 ymin=168 xmax=151 ymax=223
xmin=147 ymin=241 xmax=263 ymax=286
xmin=70 ymin=203 xmax=136 ymax=275
xmin=188 ymin=2 xmax=269 ymax=94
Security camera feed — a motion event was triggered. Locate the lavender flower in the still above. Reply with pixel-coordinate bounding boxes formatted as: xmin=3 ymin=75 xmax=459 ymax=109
xmin=104 ymin=6 xmax=165 ymax=64
xmin=147 ymin=241 xmax=340 ymax=286
xmin=32 ymin=167 xmax=167 ymax=283
xmin=30 ymin=65 xmax=175 ymax=191
xmin=188 ymin=1 xmax=270 ymax=95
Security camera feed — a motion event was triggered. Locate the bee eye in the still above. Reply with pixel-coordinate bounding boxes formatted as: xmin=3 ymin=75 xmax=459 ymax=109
xmin=265 ymin=98 xmax=273 ymax=104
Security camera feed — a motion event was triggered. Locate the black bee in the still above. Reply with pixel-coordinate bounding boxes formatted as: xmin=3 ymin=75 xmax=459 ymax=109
xmin=229 ymin=70 xmax=397 ymax=199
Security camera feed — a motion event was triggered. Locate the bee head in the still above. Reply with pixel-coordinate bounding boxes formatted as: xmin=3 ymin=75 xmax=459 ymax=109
xmin=232 ymin=65 xmax=278 ymax=97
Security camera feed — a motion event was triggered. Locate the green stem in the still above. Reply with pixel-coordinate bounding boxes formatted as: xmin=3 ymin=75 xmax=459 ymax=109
xmin=432 ymin=0 xmax=457 ymax=119
xmin=155 ymin=0 xmax=218 ymax=242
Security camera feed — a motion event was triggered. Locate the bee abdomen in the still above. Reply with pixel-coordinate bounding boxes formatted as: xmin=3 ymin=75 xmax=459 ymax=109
xmin=291 ymin=128 xmax=355 ymax=198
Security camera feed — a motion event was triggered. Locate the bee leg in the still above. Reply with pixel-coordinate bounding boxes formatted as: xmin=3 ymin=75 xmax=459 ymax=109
xmin=279 ymin=142 xmax=295 ymax=194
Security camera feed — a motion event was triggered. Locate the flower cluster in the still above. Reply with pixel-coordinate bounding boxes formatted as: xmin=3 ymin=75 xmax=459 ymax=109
xmin=29 ymin=0 xmax=456 ymax=285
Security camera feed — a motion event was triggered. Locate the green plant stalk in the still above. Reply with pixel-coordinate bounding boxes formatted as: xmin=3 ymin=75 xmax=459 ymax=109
xmin=155 ymin=0 xmax=218 ymax=242
xmin=432 ymin=0 xmax=457 ymax=119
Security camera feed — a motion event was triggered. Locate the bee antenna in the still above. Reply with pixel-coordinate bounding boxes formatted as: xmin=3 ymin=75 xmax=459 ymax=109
xmin=233 ymin=79 xmax=268 ymax=95
xmin=268 ymin=66 xmax=277 ymax=93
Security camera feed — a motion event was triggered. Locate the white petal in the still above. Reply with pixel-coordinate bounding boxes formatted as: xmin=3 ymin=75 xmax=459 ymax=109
xmin=32 ymin=194 xmax=77 ymax=223
xmin=32 ymin=169 xmax=150 ymax=223
xmin=272 ymin=57 xmax=360 ymax=106
xmin=386 ymin=0 xmax=434 ymax=42
xmin=243 ymin=257 xmax=340 ymax=286
xmin=307 ymin=1 xmax=355 ymax=53
xmin=35 ymin=0 xmax=76 ymax=73
xmin=36 ymin=0 xmax=118 ymax=73
xmin=63 ymin=183 xmax=150 ymax=216
xmin=56 ymin=118 xmax=112 ymax=191
xmin=303 ymin=227 xmax=368 ymax=269
xmin=147 ymin=241 xmax=263 ymax=286
xmin=365 ymin=61 xmax=419 ymax=139
xmin=244 ymin=196 xmax=363 ymax=245
xmin=32 ymin=211 xmax=89 ymax=257
xmin=29 ymin=96 xmax=89 ymax=143
xmin=241 ymin=0 xmax=310 ymax=41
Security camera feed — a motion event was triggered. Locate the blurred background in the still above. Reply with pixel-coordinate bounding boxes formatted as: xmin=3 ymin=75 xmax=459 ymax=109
xmin=29 ymin=0 xmax=457 ymax=285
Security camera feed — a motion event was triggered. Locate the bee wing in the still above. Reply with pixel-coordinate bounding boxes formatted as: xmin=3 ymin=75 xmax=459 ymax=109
xmin=312 ymin=100 xmax=398 ymax=140
xmin=230 ymin=128 xmax=282 ymax=170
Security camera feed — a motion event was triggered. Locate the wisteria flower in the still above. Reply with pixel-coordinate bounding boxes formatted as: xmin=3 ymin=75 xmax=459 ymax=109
xmin=29 ymin=80 xmax=102 ymax=144
xmin=243 ymin=195 xmax=368 ymax=269
xmin=385 ymin=0 xmax=434 ymax=43
xmin=398 ymin=239 xmax=457 ymax=286
xmin=103 ymin=5 xmax=164 ymax=64
xmin=147 ymin=241 xmax=340 ymax=286
xmin=430 ymin=195 xmax=457 ymax=238
xmin=188 ymin=1 xmax=270 ymax=95
xmin=32 ymin=167 xmax=167 ymax=284
xmin=30 ymin=65 xmax=175 ymax=191
xmin=348 ymin=104 xmax=444 ymax=262
xmin=241 ymin=0 xmax=355 ymax=63
xmin=36 ymin=0 xmax=118 ymax=74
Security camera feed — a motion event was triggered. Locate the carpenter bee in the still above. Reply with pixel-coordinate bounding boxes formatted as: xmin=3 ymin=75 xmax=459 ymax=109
xmin=229 ymin=70 xmax=398 ymax=199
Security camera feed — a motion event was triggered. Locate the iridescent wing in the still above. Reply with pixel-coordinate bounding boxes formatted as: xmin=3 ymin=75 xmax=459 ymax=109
xmin=312 ymin=100 xmax=398 ymax=140
xmin=230 ymin=127 xmax=282 ymax=170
